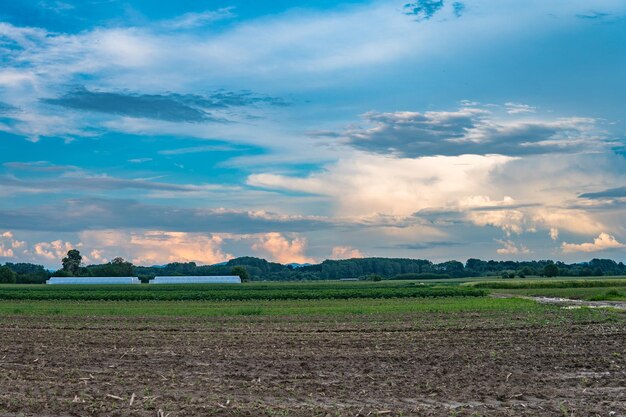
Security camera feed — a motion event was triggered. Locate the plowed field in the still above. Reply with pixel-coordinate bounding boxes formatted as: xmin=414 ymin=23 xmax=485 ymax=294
xmin=0 ymin=306 xmax=624 ymax=416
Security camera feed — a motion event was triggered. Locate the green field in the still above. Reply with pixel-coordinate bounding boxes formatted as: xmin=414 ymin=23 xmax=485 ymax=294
xmin=0 ymin=280 xmax=485 ymax=301
xmin=463 ymin=276 xmax=626 ymax=301
xmin=1 ymin=276 xmax=624 ymax=318
xmin=0 ymin=296 xmax=526 ymax=316
xmin=467 ymin=277 xmax=626 ymax=289
xmin=489 ymin=287 xmax=626 ymax=301
xmin=0 ymin=296 xmax=623 ymax=328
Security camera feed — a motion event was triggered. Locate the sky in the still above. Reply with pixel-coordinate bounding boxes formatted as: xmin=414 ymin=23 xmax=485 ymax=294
xmin=0 ymin=0 xmax=625 ymax=268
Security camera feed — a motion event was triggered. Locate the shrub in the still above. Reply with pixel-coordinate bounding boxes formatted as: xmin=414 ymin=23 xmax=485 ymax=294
xmin=360 ymin=274 xmax=383 ymax=281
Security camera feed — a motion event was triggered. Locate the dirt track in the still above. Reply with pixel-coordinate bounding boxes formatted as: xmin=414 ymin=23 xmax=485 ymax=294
xmin=0 ymin=313 xmax=625 ymax=416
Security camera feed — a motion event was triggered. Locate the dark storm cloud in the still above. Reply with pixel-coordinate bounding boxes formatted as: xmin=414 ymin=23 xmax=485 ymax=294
xmin=41 ymin=87 xmax=288 ymax=123
xmin=341 ymin=109 xmax=606 ymax=157
xmin=0 ymin=198 xmax=329 ymax=233
xmin=580 ymin=186 xmax=626 ymax=199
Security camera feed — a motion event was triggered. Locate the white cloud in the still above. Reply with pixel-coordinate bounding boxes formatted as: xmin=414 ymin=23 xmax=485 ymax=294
xmin=549 ymin=227 xmax=559 ymax=241
xmin=496 ymin=239 xmax=531 ymax=255
xmin=504 ymin=102 xmax=536 ymax=114
xmin=249 ymin=153 xmax=512 ymax=217
xmin=79 ymin=230 xmax=232 ymax=266
xmin=468 ymin=209 xmax=526 ymax=236
xmin=251 ymin=232 xmax=314 ymax=264
xmin=161 ymin=8 xmax=235 ymax=29
xmin=88 ymin=249 xmax=107 ymax=264
xmin=458 ymin=195 xmax=516 ymax=208
xmin=33 ymin=240 xmax=76 ymax=260
xmin=562 ymin=233 xmax=625 ymax=253
xmin=0 ymin=69 xmax=38 ymax=88
xmin=0 ymin=231 xmax=18 ymax=258
xmin=330 ymin=246 xmax=364 ymax=259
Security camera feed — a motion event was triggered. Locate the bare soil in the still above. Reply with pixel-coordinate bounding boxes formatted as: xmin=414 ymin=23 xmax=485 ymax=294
xmin=0 ymin=313 xmax=625 ymax=416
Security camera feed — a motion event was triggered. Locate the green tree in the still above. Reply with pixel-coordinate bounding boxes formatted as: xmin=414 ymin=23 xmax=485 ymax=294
xmin=231 ymin=266 xmax=250 ymax=282
xmin=61 ymin=249 xmax=82 ymax=276
xmin=543 ymin=263 xmax=559 ymax=278
xmin=0 ymin=266 xmax=17 ymax=284
xmin=110 ymin=257 xmax=134 ymax=276
xmin=519 ymin=266 xmax=534 ymax=277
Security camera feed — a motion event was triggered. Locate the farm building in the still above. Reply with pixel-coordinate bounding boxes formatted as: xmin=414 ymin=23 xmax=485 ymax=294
xmin=150 ymin=276 xmax=242 ymax=284
xmin=46 ymin=277 xmax=141 ymax=285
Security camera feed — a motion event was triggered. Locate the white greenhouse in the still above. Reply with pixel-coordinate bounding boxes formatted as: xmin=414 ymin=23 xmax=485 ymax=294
xmin=46 ymin=277 xmax=141 ymax=285
xmin=150 ymin=276 xmax=242 ymax=284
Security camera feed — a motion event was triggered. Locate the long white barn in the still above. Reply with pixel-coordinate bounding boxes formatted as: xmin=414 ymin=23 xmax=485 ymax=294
xmin=46 ymin=277 xmax=141 ymax=285
xmin=150 ymin=276 xmax=242 ymax=284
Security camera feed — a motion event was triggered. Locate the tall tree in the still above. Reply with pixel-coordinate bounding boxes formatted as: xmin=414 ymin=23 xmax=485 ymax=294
xmin=231 ymin=266 xmax=250 ymax=282
xmin=62 ymin=249 xmax=82 ymax=276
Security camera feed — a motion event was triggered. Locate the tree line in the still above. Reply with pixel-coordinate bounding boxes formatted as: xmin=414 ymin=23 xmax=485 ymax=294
xmin=0 ymin=250 xmax=625 ymax=284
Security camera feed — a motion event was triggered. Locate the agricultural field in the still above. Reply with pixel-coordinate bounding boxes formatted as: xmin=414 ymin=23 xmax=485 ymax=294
xmin=0 ymin=281 xmax=485 ymax=301
xmin=0 ymin=280 xmax=624 ymax=416
xmin=467 ymin=277 xmax=626 ymax=302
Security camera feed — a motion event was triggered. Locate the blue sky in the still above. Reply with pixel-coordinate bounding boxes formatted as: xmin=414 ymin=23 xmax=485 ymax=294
xmin=1 ymin=0 xmax=625 ymax=267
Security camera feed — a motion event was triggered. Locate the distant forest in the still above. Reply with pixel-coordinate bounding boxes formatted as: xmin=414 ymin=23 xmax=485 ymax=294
xmin=0 ymin=251 xmax=625 ymax=284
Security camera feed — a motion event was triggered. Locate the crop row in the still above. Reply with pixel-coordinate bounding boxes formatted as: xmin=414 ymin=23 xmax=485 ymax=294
xmin=468 ymin=279 xmax=626 ymax=290
xmin=0 ymin=285 xmax=486 ymax=301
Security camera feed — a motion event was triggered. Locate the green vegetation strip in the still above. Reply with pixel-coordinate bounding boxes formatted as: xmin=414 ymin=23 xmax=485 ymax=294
xmin=0 ymin=282 xmax=486 ymax=301
xmin=467 ymin=278 xmax=626 ymax=289
xmin=0 ymin=297 xmax=575 ymax=317
xmin=491 ymin=287 xmax=626 ymax=302
xmin=1 ymin=298 xmax=622 ymax=331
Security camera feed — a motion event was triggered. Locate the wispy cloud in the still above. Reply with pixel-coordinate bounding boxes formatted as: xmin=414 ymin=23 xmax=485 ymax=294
xmin=580 ymin=186 xmax=626 ymax=199
xmin=576 ymin=11 xmax=611 ymax=20
xmin=127 ymin=158 xmax=153 ymax=164
xmin=160 ymin=8 xmax=235 ymax=30
xmin=0 ymin=198 xmax=329 ymax=233
xmin=390 ymin=241 xmax=461 ymax=250
xmin=159 ymin=144 xmax=242 ymax=155
xmin=0 ymin=173 xmax=236 ymax=194
xmin=496 ymin=239 xmax=530 ymax=255
xmin=504 ymin=102 xmax=536 ymax=114
xmin=3 ymin=161 xmax=79 ymax=172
